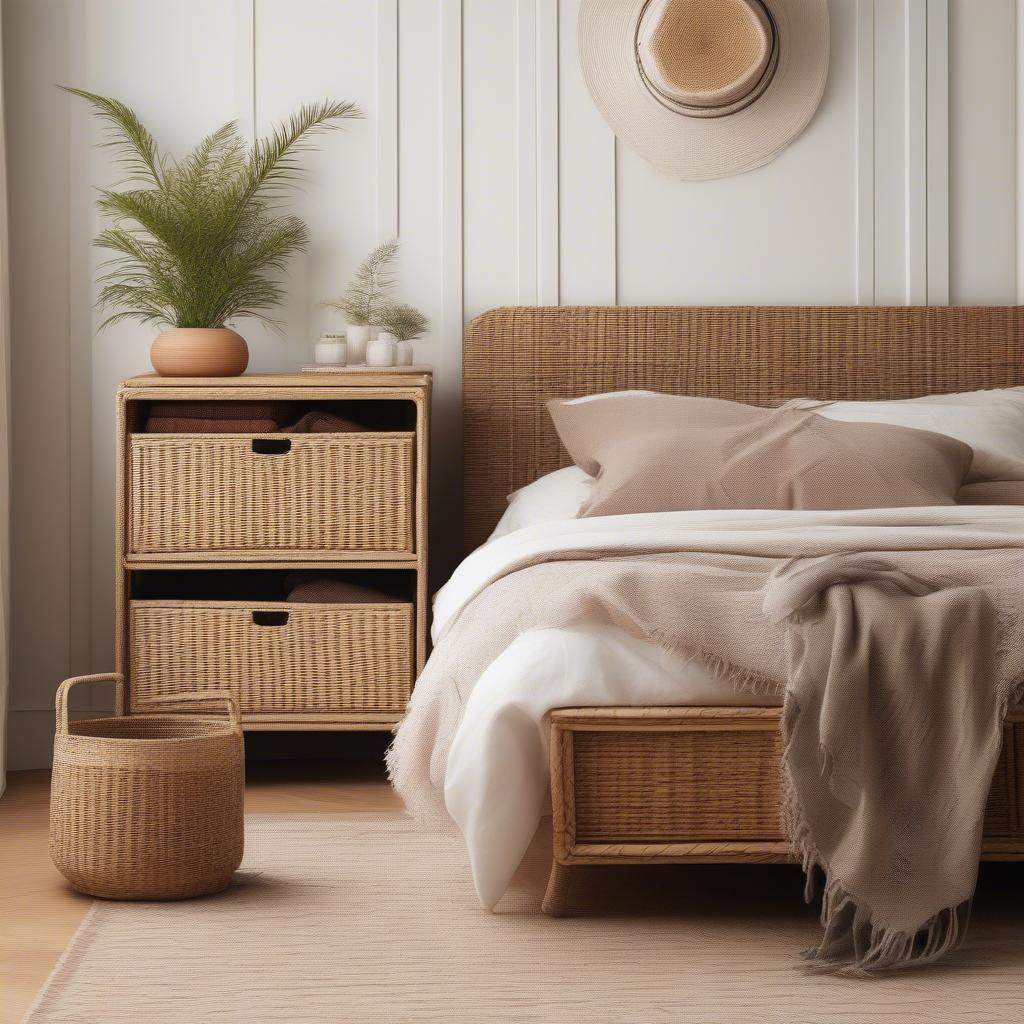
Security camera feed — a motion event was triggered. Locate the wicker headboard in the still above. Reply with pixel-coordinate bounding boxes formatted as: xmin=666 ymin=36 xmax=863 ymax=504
xmin=462 ymin=305 xmax=1024 ymax=551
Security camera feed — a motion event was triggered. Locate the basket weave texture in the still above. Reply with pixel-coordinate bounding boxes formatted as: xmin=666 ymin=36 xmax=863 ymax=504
xmin=130 ymin=433 xmax=414 ymax=555
xmin=566 ymin=714 xmax=1024 ymax=844
xmin=129 ymin=602 xmax=413 ymax=715
xmin=49 ymin=675 xmax=244 ymax=900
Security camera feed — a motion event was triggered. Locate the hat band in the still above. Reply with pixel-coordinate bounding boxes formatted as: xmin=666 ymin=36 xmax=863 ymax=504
xmin=633 ymin=0 xmax=781 ymax=120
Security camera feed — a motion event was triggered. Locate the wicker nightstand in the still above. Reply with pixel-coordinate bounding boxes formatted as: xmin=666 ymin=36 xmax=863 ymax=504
xmin=115 ymin=371 xmax=430 ymax=730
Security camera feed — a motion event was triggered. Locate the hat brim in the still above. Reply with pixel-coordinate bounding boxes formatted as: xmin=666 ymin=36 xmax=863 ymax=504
xmin=578 ymin=0 xmax=830 ymax=181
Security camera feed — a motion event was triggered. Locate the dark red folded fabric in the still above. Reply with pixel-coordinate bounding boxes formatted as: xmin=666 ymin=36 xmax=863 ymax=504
xmin=145 ymin=417 xmax=281 ymax=433
xmin=148 ymin=401 xmax=296 ymax=424
xmin=284 ymin=411 xmax=364 ymax=433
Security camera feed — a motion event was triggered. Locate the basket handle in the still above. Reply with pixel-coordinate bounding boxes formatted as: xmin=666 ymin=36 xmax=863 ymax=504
xmin=148 ymin=690 xmax=242 ymax=733
xmin=55 ymin=673 xmax=124 ymax=735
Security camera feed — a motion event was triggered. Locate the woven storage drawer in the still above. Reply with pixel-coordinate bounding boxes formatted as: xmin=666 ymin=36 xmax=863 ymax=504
xmin=129 ymin=600 xmax=414 ymax=716
xmin=129 ymin=433 xmax=414 ymax=556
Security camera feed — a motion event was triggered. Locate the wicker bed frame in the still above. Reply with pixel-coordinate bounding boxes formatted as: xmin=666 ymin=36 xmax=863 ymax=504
xmin=463 ymin=306 xmax=1024 ymax=914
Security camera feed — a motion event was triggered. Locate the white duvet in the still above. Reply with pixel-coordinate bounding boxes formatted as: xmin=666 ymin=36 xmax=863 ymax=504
xmin=420 ymin=506 xmax=1024 ymax=910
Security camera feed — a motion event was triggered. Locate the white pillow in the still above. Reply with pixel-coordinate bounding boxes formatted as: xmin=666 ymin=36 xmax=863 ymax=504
xmin=787 ymin=387 xmax=1024 ymax=483
xmin=488 ymin=466 xmax=594 ymax=542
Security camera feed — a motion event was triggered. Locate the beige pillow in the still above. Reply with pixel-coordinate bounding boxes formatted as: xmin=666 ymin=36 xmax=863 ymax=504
xmin=548 ymin=392 xmax=973 ymax=516
xmin=783 ymin=387 xmax=1024 ymax=485
xmin=958 ymin=478 xmax=1024 ymax=505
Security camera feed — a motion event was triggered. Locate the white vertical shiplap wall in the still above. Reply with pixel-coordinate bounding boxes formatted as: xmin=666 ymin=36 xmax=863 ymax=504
xmin=3 ymin=0 xmax=1020 ymax=767
xmin=949 ymin=0 xmax=1017 ymax=303
xmin=559 ymin=0 xmax=617 ymax=304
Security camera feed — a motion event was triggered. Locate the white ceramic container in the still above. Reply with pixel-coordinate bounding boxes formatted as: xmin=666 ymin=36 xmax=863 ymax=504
xmin=346 ymin=323 xmax=372 ymax=365
xmin=367 ymin=332 xmax=397 ymax=367
xmin=314 ymin=336 xmax=348 ymax=366
xmin=395 ymin=340 xmax=414 ymax=366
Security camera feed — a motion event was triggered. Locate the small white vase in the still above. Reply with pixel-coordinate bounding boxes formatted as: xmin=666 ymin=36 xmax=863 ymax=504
xmin=395 ymin=340 xmax=414 ymax=366
xmin=367 ymin=332 xmax=397 ymax=367
xmin=314 ymin=336 xmax=347 ymax=366
xmin=346 ymin=323 xmax=372 ymax=365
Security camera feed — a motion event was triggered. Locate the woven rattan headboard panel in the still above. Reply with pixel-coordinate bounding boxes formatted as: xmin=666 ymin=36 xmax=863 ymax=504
xmin=462 ymin=305 xmax=1024 ymax=551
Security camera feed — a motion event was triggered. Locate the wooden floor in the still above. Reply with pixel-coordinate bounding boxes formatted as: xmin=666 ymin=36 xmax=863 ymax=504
xmin=5 ymin=754 xmax=1024 ymax=1023
xmin=0 ymin=755 xmax=401 ymax=1024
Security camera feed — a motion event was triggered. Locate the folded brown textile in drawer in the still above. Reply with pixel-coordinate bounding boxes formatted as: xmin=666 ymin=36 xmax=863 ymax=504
xmin=285 ymin=575 xmax=397 ymax=604
xmin=145 ymin=416 xmax=281 ymax=434
xmin=284 ymin=410 xmax=364 ymax=433
xmin=148 ymin=401 xmax=296 ymax=424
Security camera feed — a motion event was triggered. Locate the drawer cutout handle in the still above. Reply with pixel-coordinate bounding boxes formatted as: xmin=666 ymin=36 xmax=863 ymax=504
xmin=252 ymin=438 xmax=291 ymax=455
xmin=252 ymin=610 xmax=290 ymax=627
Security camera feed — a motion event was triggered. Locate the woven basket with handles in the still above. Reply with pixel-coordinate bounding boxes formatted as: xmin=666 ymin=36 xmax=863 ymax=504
xmin=49 ymin=674 xmax=244 ymax=900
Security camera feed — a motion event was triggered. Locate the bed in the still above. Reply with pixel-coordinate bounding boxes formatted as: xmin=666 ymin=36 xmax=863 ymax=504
xmin=458 ymin=305 xmax=1024 ymax=917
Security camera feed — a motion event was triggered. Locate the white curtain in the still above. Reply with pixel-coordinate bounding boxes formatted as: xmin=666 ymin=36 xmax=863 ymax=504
xmin=0 ymin=17 xmax=9 ymax=797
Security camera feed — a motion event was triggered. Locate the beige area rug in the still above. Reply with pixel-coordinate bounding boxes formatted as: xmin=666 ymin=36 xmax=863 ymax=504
xmin=25 ymin=814 xmax=1024 ymax=1023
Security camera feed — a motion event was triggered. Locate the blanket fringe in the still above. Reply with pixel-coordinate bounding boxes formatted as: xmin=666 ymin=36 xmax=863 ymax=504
xmin=386 ymin=676 xmax=464 ymax=831
xmin=780 ymin=694 xmax=972 ymax=975
xmin=800 ymin=879 xmax=971 ymax=977
xmin=686 ymin=649 xmax=786 ymax=699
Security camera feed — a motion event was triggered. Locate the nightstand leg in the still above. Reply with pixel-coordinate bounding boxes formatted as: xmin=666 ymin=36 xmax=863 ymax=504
xmin=542 ymin=859 xmax=572 ymax=916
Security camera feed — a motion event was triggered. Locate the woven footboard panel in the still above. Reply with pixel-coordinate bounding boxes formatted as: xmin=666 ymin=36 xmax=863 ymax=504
xmin=554 ymin=708 xmax=1024 ymax=849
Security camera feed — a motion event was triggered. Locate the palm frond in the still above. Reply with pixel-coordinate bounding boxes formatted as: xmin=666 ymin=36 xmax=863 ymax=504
xmin=164 ymin=121 xmax=245 ymax=204
xmin=243 ymin=99 xmax=361 ymax=202
xmin=378 ymin=302 xmax=429 ymax=341
xmin=324 ymin=239 xmax=399 ymax=326
xmin=61 ymin=86 xmax=165 ymax=186
xmin=67 ymin=89 xmax=361 ymax=330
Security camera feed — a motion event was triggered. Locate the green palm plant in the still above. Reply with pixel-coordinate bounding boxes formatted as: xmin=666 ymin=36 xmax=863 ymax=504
xmin=64 ymin=88 xmax=360 ymax=330
xmin=378 ymin=302 xmax=429 ymax=342
xmin=324 ymin=239 xmax=399 ymax=327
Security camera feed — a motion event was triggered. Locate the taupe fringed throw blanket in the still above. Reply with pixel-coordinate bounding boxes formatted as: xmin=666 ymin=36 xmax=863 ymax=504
xmin=389 ymin=509 xmax=1024 ymax=974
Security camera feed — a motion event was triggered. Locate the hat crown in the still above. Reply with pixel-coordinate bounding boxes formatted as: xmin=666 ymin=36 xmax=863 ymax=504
xmin=637 ymin=0 xmax=775 ymax=111
xmin=576 ymin=0 xmax=831 ymax=181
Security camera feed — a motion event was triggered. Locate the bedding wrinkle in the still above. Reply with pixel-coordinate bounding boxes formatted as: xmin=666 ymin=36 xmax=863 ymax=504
xmin=389 ymin=507 xmax=1024 ymax=972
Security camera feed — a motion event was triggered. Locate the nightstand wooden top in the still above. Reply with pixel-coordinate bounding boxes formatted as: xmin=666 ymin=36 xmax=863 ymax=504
xmin=120 ymin=370 xmax=432 ymax=389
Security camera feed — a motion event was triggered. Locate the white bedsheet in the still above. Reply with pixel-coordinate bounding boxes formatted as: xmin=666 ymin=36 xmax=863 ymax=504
xmin=428 ymin=506 xmax=1024 ymax=909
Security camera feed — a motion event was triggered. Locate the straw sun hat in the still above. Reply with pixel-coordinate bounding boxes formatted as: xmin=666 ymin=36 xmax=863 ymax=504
xmin=578 ymin=0 xmax=829 ymax=180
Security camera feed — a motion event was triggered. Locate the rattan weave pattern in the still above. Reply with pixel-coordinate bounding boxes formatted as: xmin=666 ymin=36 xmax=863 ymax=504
xmin=463 ymin=306 xmax=1024 ymax=550
xmin=49 ymin=675 xmax=244 ymax=900
xmin=985 ymin=718 xmax=1024 ymax=836
xmin=130 ymin=432 xmax=414 ymax=555
xmin=568 ymin=719 xmax=1024 ymax=846
xmin=573 ymin=728 xmax=784 ymax=842
xmin=129 ymin=601 xmax=414 ymax=715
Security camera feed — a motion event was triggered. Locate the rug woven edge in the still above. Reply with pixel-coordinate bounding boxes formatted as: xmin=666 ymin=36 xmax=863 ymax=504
xmin=21 ymin=904 xmax=101 ymax=1024
xmin=21 ymin=812 xmax=422 ymax=1023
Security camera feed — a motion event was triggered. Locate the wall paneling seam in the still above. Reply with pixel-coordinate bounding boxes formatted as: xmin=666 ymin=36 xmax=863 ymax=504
xmin=437 ymin=0 xmax=465 ymax=582
xmin=441 ymin=0 xmax=464 ymax=363
xmin=612 ymin=137 xmax=619 ymax=305
xmin=377 ymin=0 xmax=400 ymax=241
xmin=925 ymin=0 xmax=949 ymax=305
xmin=233 ymin=0 xmax=256 ymax=144
xmin=67 ymin=0 xmax=93 ymax=702
xmin=856 ymin=0 xmax=875 ymax=305
xmin=904 ymin=0 xmax=928 ymax=305
xmin=516 ymin=0 xmax=539 ymax=304
xmin=537 ymin=0 xmax=560 ymax=306
xmin=1018 ymin=0 xmax=1024 ymax=302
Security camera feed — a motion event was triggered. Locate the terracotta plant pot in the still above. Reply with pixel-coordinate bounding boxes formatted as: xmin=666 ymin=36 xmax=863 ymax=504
xmin=150 ymin=327 xmax=249 ymax=377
